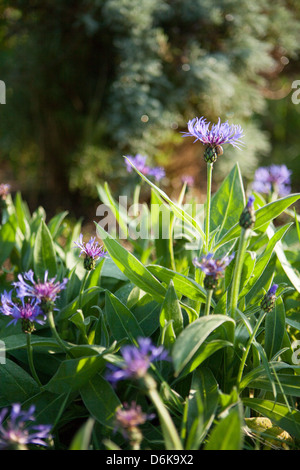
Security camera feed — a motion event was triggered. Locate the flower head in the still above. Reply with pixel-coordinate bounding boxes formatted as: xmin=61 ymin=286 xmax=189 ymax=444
xmin=125 ymin=154 xmax=165 ymax=182
xmin=115 ymin=402 xmax=154 ymax=442
xmin=13 ymin=270 xmax=68 ymax=313
xmin=181 ymin=175 xmax=194 ymax=187
xmin=0 ymin=404 xmax=51 ymax=450
xmin=0 ymin=290 xmax=46 ymax=333
xmin=193 ymin=252 xmax=234 ymax=289
xmin=252 ymin=165 xmax=292 ymax=197
xmin=0 ymin=183 xmax=10 ymax=201
xmin=106 ymin=338 xmax=168 ymax=385
xmin=74 ymin=234 xmax=108 ymax=270
xmin=182 ymin=117 xmax=244 ymax=163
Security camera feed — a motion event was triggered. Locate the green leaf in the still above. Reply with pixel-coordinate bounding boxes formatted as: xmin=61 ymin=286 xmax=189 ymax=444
xmin=69 ymin=417 xmax=95 ymax=450
xmin=247 ymin=373 xmax=300 ymax=397
xmin=243 ymin=398 xmax=300 ymax=439
xmin=44 ymin=355 xmax=105 ymax=394
xmin=244 ymin=223 xmax=292 ymax=302
xmin=264 ymin=297 xmax=285 ymax=360
xmin=105 ymin=291 xmax=144 ymax=342
xmin=34 ymin=219 xmax=57 ymax=279
xmin=185 ymin=367 xmax=219 ymax=449
xmin=160 ymin=281 xmax=183 ymax=340
xmin=215 ymin=194 xmax=300 ymax=249
xmin=80 ymin=374 xmax=121 ymax=427
xmin=147 ymin=264 xmax=210 ymax=305
xmin=267 ymin=224 xmax=300 ymax=293
xmin=172 ymin=315 xmax=235 ymax=375
xmin=0 ymin=216 xmax=16 ymax=265
xmin=211 ymin=163 xmax=245 ymax=240
xmin=95 ymin=223 xmax=166 ymax=301
xmin=0 ymin=358 xmax=40 ymax=404
xmin=204 ymin=405 xmax=243 ymax=450
xmin=125 ymin=156 xmax=204 ymax=240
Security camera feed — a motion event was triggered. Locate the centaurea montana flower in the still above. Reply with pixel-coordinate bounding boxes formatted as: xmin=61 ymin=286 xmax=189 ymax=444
xmin=74 ymin=234 xmax=108 ymax=271
xmin=0 ymin=183 xmax=10 ymax=201
xmin=125 ymin=154 xmax=165 ymax=182
xmin=193 ymin=252 xmax=235 ymax=290
xmin=0 ymin=404 xmax=51 ymax=450
xmin=13 ymin=270 xmax=68 ymax=313
xmin=0 ymin=290 xmax=46 ymax=333
xmin=115 ymin=402 xmax=154 ymax=443
xmin=182 ymin=116 xmax=244 ymax=163
xmin=252 ymin=164 xmax=292 ymax=197
xmin=106 ymin=338 xmax=168 ymax=385
xmin=181 ymin=175 xmax=194 ymax=187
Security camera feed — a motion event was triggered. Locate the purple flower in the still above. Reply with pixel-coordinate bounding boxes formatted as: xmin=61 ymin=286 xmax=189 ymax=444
xmin=193 ymin=253 xmax=234 ymax=279
xmin=74 ymin=234 xmax=108 ymax=270
xmin=0 ymin=404 xmax=51 ymax=450
xmin=0 ymin=183 xmax=10 ymax=200
xmin=125 ymin=154 xmax=165 ymax=182
xmin=13 ymin=270 xmax=68 ymax=304
xmin=125 ymin=154 xmax=149 ymax=174
xmin=183 ymin=117 xmax=244 ymax=149
xmin=181 ymin=175 xmax=194 ymax=186
xmin=252 ymin=165 xmax=292 ymax=197
xmin=0 ymin=290 xmax=46 ymax=332
xmin=115 ymin=402 xmax=154 ymax=440
xmin=148 ymin=166 xmax=166 ymax=182
xmin=106 ymin=337 xmax=169 ymax=385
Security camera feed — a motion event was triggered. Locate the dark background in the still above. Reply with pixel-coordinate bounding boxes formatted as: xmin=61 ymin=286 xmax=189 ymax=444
xmin=0 ymin=0 xmax=300 ymax=223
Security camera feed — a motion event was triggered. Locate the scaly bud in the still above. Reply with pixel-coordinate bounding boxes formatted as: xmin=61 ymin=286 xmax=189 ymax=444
xmin=239 ymin=195 xmax=255 ymax=229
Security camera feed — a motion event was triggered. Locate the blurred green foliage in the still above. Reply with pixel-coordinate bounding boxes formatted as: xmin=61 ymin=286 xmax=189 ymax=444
xmin=0 ymin=0 xmax=300 ymax=207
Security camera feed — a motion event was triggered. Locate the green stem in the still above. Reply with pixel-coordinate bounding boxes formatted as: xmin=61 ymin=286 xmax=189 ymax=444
xmin=47 ymin=310 xmax=70 ymax=355
xmin=236 ymin=310 xmax=266 ymax=390
xmin=143 ymin=374 xmax=183 ymax=450
xmin=205 ymin=162 xmax=213 ymax=253
xmin=229 ymin=228 xmax=249 ymax=319
xmin=79 ymin=270 xmax=90 ymax=310
xmin=26 ymin=333 xmax=42 ymax=387
xmin=204 ymin=289 xmax=213 ymax=316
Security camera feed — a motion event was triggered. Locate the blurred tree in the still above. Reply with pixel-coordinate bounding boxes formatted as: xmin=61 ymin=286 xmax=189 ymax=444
xmin=0 ymin=0 xmax=299 ymax=210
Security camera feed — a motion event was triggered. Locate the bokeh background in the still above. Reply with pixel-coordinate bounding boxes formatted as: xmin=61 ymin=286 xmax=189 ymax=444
xmin=0 ymin=0 xmax=300 ymax=222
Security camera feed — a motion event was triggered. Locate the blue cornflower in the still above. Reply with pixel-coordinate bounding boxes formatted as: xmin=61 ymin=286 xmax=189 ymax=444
xmin=125 ymin=154 xmax=165 ymax=182
xmin=74 ymin=234 xmax=108 ymax=271
xmin=182 ymin=116 xmax=244 ymax=163
xmin=0 ymin=404 xmax=51 ymax=450
xmin=0 ymin=183 xmax=10 ymax=201
xmin=252 ymin=164 xmax=292 ymax=197
xmin=193 ymin=253 xmax=234 ymax=278
xmin=115 ymin=402 xmax=154 ymax=442
xmin=193 ymin=252 xmax=235 ymax=290
xmin=0 ymin=290 xmax=46 ymax=333
xmin=13 ymin=270 xmax=68 ymax=304
xmin=106 ymin=338 xmax=169 ymax=385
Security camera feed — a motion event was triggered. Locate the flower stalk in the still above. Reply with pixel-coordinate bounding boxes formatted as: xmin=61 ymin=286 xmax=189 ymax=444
xmin=205 ymin=162 xmax=213 ymax=253
xmin=143 ymin=374 xmax=183 ymax=450
xmin=26 ymin=333 xmax=42 ymax=387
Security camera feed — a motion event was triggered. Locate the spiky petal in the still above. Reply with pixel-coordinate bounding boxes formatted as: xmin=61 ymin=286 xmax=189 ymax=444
xmin=0 ymin=404 xmax=51 ymax=450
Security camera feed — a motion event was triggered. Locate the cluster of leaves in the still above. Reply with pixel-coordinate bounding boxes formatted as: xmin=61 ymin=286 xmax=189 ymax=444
xmin=1 ymin=155 xmax=300 ymax=450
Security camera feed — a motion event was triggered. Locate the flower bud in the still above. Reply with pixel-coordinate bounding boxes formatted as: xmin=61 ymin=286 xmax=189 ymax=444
xmin=239 ymin=195 xmax=255 ymax=229
xmin=261 ymin=284 xmax=278 ymax=312
xmin=204 ymin=145 xmax=223 ymax=164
